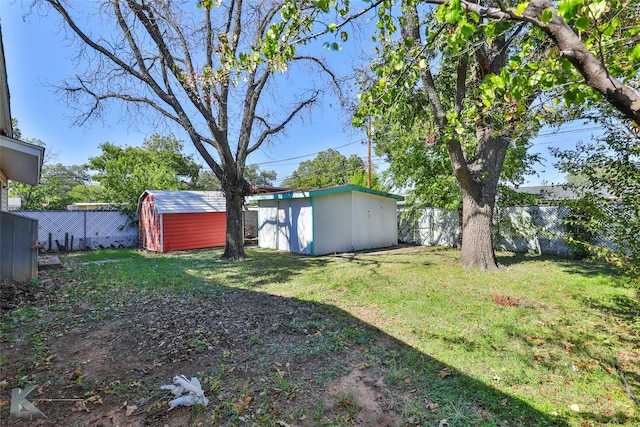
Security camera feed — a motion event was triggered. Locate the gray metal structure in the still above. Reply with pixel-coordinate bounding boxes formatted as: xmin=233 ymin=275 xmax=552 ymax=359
xmin=1 ymin=211 xmax=38 ymax=282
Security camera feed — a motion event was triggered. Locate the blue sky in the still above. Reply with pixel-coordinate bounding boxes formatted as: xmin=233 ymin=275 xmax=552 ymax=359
xmin=1 ymin=2 xmax=598 ymax=188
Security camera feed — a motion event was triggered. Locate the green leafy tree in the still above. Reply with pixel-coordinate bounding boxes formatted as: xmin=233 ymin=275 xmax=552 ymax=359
xmin=67 ymin=184 xmax=109 ymax=204
xmin=195 ymin=164 xmax=276 ymax=191
xmin=282 ymin=149 xmax=368 ymax=189
xmin=194 ymin=170 xmax=222 ymax=191
xmin=553 ymin=123 xmax=640 ymax=284
xmin=423 ymin=0 xmax=640 ymax=124
xmin=88 ymin=135 xmax=200 ymax=215
xmin=354 ymin=2 xmax=554 ymax=270
xmin=42 ymin=0 xmax=370 ymax=259
xmin=11 ymin=118 xmax=22 ymax=139
xmin=9 ymin=163 xmax=91 ymax=210
xmin=348 ymin=168 xmax=388 ymax=192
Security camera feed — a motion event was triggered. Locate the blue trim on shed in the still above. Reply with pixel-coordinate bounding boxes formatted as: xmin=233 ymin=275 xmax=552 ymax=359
xmin=249 ymin=185 xmax=404 ymax=202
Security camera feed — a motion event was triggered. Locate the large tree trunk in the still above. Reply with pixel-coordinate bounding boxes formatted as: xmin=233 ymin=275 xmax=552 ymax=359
xmin=448 ymin=133 xmax=509 ymax=271
xmin=221 ymin=176 xmax=251 ymax=260
xmin=222 ymin=190 xmax=246 ymax=260
xmin=458 ymin=191 xmax=498 ymax=270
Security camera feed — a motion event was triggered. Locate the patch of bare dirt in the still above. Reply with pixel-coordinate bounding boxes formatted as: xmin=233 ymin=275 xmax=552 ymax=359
xmin=1 ymin=274 xmax=414 ymax=426
xmin=327 ymin=368 xmax=400 ymax=426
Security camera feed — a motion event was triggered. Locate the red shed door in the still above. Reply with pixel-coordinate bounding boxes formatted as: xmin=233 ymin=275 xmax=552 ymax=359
xmin=139 ymin=197 xmax=160 ymax=251
xmin=161 ymin=212 xmax=226 ymax=252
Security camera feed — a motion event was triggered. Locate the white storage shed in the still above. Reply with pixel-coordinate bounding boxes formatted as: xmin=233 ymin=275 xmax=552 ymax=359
xmin=251 ymin=185 xmax=403 ymax=256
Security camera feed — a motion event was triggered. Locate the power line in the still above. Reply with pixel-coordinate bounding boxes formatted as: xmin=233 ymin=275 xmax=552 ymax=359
xmin=257 ymin=139 xmax=365 ymax=166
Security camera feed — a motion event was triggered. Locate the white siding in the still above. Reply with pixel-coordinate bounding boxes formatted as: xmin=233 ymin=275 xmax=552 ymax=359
xmin=1 ymin=170 xmax=7 ymax=212
xmin=313 ymin=192 xmax=354 ymax=255
xmin=351 ymin=192 xmax=398 ymax=250
xmin=277 ymin=199 xmax=312 ymax=255
xmin=255 ymin=186 xmax=401 ymax=256
xmin=258 ymin=200 xmax=278 ymax=250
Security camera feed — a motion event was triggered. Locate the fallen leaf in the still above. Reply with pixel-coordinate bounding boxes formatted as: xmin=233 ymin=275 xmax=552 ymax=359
xmin=232 ymin=395 xmax=252 ymax=414
xmin=439 ymin=419 xmax=449 ymax=427
xmin=437 ymin=367 xmax=452 ymax=379
xmin=427 ymin=401 xmax=439 ymax=412
xmin=570 ymin=404 xmax=580 ymax=412
xmin=327 ymin=386 xmax=340 ymax=396
xmin=500 ymin=398 xmax=508 ymax=407
xmin=126 ymin=404 xmax=137 ymax=416
xmin=71 ymin=400 xmax=88 ymax=413
xmin=0 ymin=399 xmax=10 ymax=406
xmin=359 ymin=363 xmax=371 ymax=370
xmin=69 ymin=368 xmax=82 ymax=381
xmin=86 ymin=395 xmax=103 ymax=405
xmin=404 ymin=378 xmax=411 ymax=384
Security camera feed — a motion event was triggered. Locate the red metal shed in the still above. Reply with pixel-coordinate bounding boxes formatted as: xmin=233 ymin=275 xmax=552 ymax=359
xmin=138 ymin=190 xmax=226 ymax=253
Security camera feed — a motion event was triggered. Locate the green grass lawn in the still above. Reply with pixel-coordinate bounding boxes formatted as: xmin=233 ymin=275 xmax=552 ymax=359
xmin=5 ymin=246 xmax=639 ymax=425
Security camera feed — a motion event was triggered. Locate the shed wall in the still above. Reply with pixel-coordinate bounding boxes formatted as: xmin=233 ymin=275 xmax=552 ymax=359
xmin=351 ymin=192 xmax=398 ymax=250
xmin=0 ymin=211 xmax=38 ymax=282
xmin=257 ymin=200 xmax=278 ymax=250
xmin=313 ymin=192 xmax=354 ymax=255
xmin=277 ymin=199 xmax=312 ymax=255
xmin=161 ymin=212 xmax=226 ymax=252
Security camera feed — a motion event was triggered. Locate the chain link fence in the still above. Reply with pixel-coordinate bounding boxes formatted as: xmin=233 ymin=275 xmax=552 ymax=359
xmin=16 ymin=205 xmax=575 ymax=255
xmin=14 ymin=210 xmax=138 ymax=252
xmin=399 ymin=205 xmax=573 ymax=256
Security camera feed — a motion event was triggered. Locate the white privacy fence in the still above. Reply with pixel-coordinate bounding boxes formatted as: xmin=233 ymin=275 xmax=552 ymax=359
xmin=398 ymin=205 xmax=574 ymax=256
xmin=14 ymin=210 xmax=138 ymax=252
xmin=16 ymin=205 xmax=575 ymax=255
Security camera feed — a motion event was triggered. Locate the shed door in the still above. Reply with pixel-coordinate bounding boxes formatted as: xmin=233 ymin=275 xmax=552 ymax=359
xmin=258 ymin=200 xmax=278 ymax=250
xmin=277 ymin=199 xmax=312 ymax=255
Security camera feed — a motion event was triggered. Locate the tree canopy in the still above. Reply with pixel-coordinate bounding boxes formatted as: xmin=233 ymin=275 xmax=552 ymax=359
xmin=282 ymin=149 xmax=384 ymax=190
xmin=88 ymin=134 xmax=200 ymax=215
xmin=9 ymin=163 xmax=91 ymax=210
xmin=195 ymin=165 xmax=277 ymax=191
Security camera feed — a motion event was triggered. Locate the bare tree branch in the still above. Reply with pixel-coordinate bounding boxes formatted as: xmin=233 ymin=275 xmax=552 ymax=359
xmin=248 ymin=93 xmax=318 ymax=155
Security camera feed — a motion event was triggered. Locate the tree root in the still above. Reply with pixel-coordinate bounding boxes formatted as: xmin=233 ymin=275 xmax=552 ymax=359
xmin=614 ymin=357 xmax=640 ymax=408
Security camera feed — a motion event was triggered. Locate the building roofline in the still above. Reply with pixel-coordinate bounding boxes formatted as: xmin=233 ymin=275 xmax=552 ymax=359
xmin=249 ymin=184 xmax=404 ymax=201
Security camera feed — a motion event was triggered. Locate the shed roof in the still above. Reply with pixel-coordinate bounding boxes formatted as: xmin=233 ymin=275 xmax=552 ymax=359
xmin=249 ymin=185 xmax=404 ymax=202
xmin=138 ymin=190 xmax=226 ymax=214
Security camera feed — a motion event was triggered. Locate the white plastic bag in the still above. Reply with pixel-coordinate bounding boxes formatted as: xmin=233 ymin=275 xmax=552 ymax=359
xmin=160 ymin=375 xmax=209 ymax=411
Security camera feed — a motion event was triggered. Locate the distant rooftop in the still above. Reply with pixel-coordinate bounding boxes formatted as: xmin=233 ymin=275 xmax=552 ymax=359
xmin=514 ymin=185 xmax=615 ymax=201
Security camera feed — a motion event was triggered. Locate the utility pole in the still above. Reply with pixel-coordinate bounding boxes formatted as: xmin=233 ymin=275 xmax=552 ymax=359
xmin=367 ymin=116 xmax=372 ymax=189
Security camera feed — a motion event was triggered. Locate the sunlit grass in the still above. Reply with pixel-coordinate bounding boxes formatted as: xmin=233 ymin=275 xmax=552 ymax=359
xmin=40 ymin=247 xmax=640 ymax=424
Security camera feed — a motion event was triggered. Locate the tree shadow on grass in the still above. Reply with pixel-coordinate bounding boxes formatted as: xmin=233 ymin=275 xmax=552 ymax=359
xmin=497 ymin=251 xmax=627 ymax=281
xmin=0 ymin=250 xmax=572 ymax=427
xmin=584 ymin=293 xmax=640 ymax=324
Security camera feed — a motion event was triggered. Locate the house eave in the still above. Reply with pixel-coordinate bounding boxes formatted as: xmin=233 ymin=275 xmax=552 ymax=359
xmin=0 ymin=134 xmax=45 ymax=185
